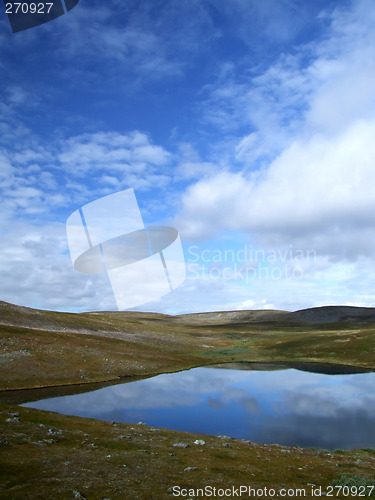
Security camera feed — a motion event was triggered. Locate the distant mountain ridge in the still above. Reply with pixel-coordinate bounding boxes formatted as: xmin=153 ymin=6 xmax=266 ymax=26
xmin=290 ymin=305 xmax=375 ymax=323
xmin=179 ymin=305 xmax=375 ymax=325
xmin=1 ymin=301 xmax=375 ymax=333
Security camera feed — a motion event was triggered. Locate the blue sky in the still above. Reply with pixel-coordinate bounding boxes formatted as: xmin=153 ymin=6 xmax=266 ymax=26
xmin=2 ymin=0 xmax=375 ymax=314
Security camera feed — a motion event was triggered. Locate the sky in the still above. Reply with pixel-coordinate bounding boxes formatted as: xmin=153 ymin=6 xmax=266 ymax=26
xmin=1 ymin=0 xmax=375 ymax=314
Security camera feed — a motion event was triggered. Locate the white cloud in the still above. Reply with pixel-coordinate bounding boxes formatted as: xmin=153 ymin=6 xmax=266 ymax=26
xmin=236 ymin=299 xmax=276 ymax=311
xmin=178 ymin=118 xmax=375 ymax=259
xmin=0 ymin=218 xmax=117 ymax=311
xmin=58 ymin=131 xmax=170 ymax=181
xmin=178 ymin=1 xmax=375 ymax=256
xmin=0 ymin=129 xmax=172 ymax=221
xmin=174 ymin=143 xmax=217 ymax=180
xmin=199 ymin=52 xmax=310 ymax=163
xmin=13 ymin=0 xmax=218 ymax=88
xmin=199 ymin=1 xmax=375 ymax=164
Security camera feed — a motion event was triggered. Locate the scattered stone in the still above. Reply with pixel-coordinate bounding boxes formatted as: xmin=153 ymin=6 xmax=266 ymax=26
xmin=217 ymin=435 xmax=231 ymax=440
xmin=6 ymin=412 xmax=19 ymax=417
xmin=222 ymin=443 xmax=232 ymax=448
xmin=280 ymin=449 xmax=291 ymax=453
xmin=6 ymin=417 xmax=20 ymax=423
xmin=43 ymin=438 xmax=57 ymax=444
xmin=47 ymin=428 xmax=63 ymax=436
xmin=73 ymin=491 xmax=86 ymax=499
xmin=173 ymin=442 xmax=189 ymax=448
xmin=137 ymin=421 xmax=147 ymax=425
xmin=184 ymin=467 xmax=198 ymax=472
xmin=15 ymin=349 xmax=31 ymax=356
xmin=118 ymin=435 xmax=132 ymax=440
xmin=193 ymin=439 xmax=205 ymax=445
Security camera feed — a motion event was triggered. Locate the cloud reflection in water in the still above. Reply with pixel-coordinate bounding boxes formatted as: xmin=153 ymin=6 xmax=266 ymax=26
xmin=23 ymin=366 xmax=375 ymax=449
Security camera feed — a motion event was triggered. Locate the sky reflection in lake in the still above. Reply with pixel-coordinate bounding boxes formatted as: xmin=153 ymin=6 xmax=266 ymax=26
xmin=22 ymin=366 xmax=375 ymax=449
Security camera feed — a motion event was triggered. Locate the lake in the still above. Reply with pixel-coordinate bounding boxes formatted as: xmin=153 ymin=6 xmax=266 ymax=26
xmin=22 ymin=363 xmax=375 ymax=450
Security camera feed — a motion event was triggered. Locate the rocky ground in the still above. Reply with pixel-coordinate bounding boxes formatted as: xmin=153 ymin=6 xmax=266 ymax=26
xmin=1 ymin=404 xmax=374 ymax=499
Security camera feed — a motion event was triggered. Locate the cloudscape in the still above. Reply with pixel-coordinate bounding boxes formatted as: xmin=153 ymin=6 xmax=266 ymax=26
xmin=1 ymin=0 xmax=375 ymax=314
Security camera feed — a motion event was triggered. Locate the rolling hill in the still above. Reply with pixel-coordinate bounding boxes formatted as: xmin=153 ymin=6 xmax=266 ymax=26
xmin=0 ymin=300 xmax=374 ymax=392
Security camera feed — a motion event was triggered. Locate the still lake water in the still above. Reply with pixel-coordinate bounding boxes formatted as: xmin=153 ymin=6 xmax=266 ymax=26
xmin=22 ymin=364 xmax=375 ymax=450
